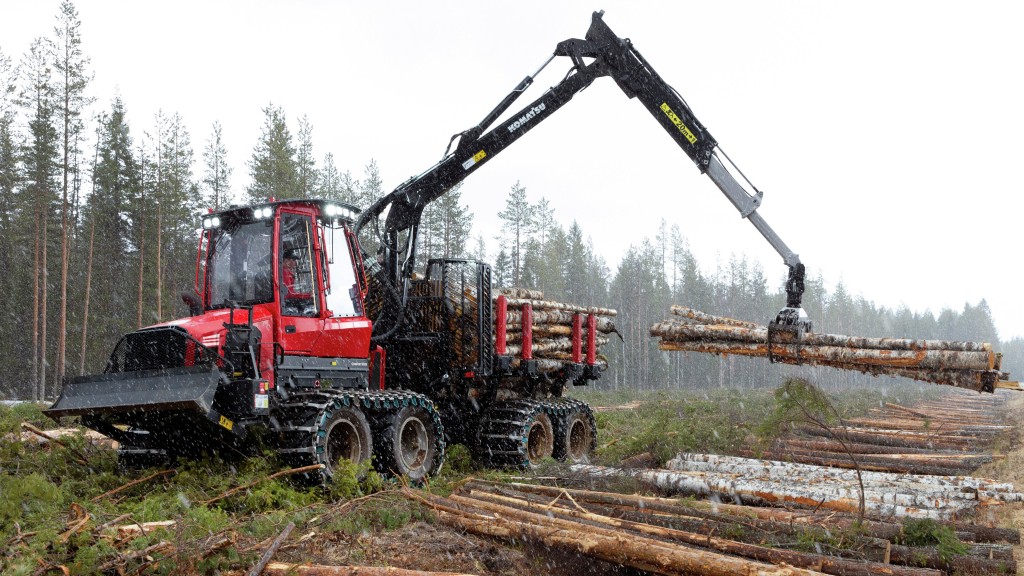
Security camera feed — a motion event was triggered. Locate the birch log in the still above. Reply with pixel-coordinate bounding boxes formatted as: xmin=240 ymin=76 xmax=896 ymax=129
xmin=650 ymin=306 xmax=1016 ymax=391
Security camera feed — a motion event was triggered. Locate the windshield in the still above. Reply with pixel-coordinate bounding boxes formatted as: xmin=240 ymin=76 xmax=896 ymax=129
xmin=206 ymin=220 xmax=273 ymax=309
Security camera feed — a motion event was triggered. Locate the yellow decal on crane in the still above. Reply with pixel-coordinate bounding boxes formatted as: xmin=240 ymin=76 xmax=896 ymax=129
xmin=461 ymin=150 xmax=487 ymax=171
xmin=219 ymin=415 xmax=234 ymax=431
xmin=660 ymin=102 xmax=698 ymax=145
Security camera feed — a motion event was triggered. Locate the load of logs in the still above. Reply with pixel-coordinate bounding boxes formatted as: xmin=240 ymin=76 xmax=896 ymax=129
xmin=407 ymin=479 xmax=1020 ymax=576
xmin=650 ymin=306 xmax=1018 ymax=392
xmin=494 ymin=287 xmax=618 ymax=373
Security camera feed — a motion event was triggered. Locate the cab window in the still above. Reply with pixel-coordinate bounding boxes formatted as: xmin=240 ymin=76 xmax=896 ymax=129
xmin=323 ymin=221 xmax=362 ymax=317
xmin=279 ymin=213 xmax=319 ymax=317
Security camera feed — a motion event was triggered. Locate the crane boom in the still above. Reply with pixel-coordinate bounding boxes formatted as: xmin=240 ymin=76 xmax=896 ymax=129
xmin=356 ymin=10 xmax=811 ymax=341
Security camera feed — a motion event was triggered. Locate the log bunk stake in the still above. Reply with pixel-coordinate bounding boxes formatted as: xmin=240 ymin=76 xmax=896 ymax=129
xmin=494 ymin=287 xmax=619 ymax=376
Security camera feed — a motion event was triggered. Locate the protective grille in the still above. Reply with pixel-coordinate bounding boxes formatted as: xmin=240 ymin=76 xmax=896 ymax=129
xmin=106 ymin=327 xmax=220 ymax=374
xmin=425 ymin=259 xmax=492 ymax=374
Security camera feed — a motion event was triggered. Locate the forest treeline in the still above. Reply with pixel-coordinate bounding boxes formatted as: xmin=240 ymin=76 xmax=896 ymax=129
xmin=0 ymin=2 xmax=1017 ymax=400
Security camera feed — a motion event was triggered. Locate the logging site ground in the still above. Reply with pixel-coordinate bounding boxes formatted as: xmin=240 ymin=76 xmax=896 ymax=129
xmin=4 ymin=382 xmax=1024 ymax=576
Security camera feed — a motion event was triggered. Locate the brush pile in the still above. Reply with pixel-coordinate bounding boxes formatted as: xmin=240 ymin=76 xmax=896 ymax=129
xmin=495 ymin=287 xmax=618 ymax=372
xmin=650 ymin=306 xmax=1017 ymax=392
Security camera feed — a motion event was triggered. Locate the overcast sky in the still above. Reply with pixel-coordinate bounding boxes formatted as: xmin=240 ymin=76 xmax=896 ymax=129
xmin=4 ymin=1 xmax=1023 ymax=339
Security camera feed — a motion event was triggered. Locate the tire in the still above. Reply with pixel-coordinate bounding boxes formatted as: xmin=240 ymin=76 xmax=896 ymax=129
xmin=376 ymin=405 xmax=441 ymax=482
xmin=316 ymin=404 xmax=373 ymax=482
xmin=525 ymin=411 xmax=554 ymax=466
xmin=554 ymin=409 xmax=595 ymax=464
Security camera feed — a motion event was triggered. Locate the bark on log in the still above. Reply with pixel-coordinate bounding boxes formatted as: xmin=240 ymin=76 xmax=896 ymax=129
xmin=657 ymin=340 xmax=1000 ymax=390
xmin=667 ymin=453 xmax=1022 ymax=500
xmin=658 ymin=312 xmax=992 ymax=352
xmin=464 ymin=488 xmax=942 ymax=576
xmin=651 ymin=332 xmax=996 ymax=371
xmin=505 ymin=311 xmax=617 ymax=332
xmin=496 ymin=287 xmax=545 ymax=300
xmin=571 ymin=464 xmax=979 ymax=520
xmin=798 ymin=426 xmax=972 ymax=450
xmin=669 ymin=305 xmax=760 ymax=329
xmin=473 ymin=480 xmax=1019 ymax=545
xmin=737 ymin=449 xmax=976 ymax=476
xmin=265 ymin=563 xmax=479 ymax=576
xmin=422 ymin=490 xmax=827 ymax=576
xmin=503 ymin=298 xmax=617 ymax=316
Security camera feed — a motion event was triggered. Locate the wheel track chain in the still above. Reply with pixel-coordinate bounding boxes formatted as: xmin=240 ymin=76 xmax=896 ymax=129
xmin=476 ymin=398 xmax=569 ymax=469
xmin=541 ymin=397 xmax=598 ymax=461
xmin=273 ymin=388 xmax=445 ymax=484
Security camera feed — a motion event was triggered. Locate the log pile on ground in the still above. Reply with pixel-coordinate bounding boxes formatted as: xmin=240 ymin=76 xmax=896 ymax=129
xmin=408 ymin=479 xmax=1020 ymax=575
xmin=571 ymin=456 xmax=1024 ymax=522
xmin=650 ymin=306 xmax=1019 ymax=392
xmin=495 ymin=287 xmax=618 ymax=372
xmin=756 ymin=390 xmax=1012 ymax=475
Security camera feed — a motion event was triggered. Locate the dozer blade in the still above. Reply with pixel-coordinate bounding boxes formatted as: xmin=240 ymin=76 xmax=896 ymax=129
xmin=45 ymin=365 xmax=222 ymax=419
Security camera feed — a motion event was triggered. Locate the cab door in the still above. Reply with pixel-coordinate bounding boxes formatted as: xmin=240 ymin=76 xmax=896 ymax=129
xmin=277 ymin=210 xmax=323 ymax=354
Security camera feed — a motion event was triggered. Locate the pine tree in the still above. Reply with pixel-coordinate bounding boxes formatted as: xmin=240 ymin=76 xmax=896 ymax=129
xmin=433 ymin=183 xmax=472 ymax=259
xmin=317 ymin=152 xmax=342 ymax=201
xmin=357 ymin=159 xmax=383 ymax=207
xmin=295 ymin=114 xmax=317 ymax=198
xmin=497 ymin=180 xmax=533 ymax=285
xmin=153 ymin=112 xmax=199 ymax=322
xmin=20 ymin=37 xmax=60 ymax=399
xmin=201 ymin=120 xmax=231 ymax=209
xmin=53 ymin=0 xmax=93 ymax=383
xmin=246 ymin=103 xmax=297 ymax=203
xmin=472 ymin=234 xmax=488 ymax=262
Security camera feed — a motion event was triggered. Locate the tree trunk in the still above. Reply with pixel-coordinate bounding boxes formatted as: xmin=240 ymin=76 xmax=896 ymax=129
xmin=32 ymin=204 xmax=40 ymax=400
xmin=156 ymin=202 xmax=162 ymax=321
xmin=40 ymin=209 xmax=48 ymax=399
xmin=137 ymin=193 xmax=145 ymax=329
xmin=79 ymin=219 xmax=94 ymax=375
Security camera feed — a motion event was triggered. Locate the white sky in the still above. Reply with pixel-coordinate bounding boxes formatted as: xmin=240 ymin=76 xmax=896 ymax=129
xmin=4 ymin=1 xmax=1024 ymax=339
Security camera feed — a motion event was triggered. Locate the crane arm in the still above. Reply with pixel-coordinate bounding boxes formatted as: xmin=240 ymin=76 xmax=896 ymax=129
xmin=356 ymin=11 xmax=811 ymax=340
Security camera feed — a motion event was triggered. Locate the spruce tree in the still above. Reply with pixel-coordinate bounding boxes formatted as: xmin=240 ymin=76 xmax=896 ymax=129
xmin=295 ymin=114 xmax=317 ymax=198
xmin=84 ymin=98 xmax=141 ymax=372
xmin=0 ymin=48 xmax=20 ymax=389
xmin=201 ymin=120 xmax=231 ymax=209
xmin=246 ymin=103 xmax=297 ymax=203
xmin=53 ymin=0 xmax=93 ymax=383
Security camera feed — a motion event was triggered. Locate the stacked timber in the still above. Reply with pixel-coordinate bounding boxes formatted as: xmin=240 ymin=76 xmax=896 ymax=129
xmin=571 ymin=456 xmax=1024 ymax=521
xmin=650 ymin=305 xmax=1018 ymax=392
xmin=495 ymin=287 xmax=617 ymax=373
xmin=757 ymin=390 xmax=1012 ymax=475
xmin=407 ymin=479 xmax=1019 ymax=575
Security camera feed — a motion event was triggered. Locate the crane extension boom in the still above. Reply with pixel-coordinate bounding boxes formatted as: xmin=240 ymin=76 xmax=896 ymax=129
xmin=356 ymin=10 xmax=811 ymax=341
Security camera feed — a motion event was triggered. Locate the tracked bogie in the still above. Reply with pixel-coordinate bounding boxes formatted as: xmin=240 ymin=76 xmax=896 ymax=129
xmin=273 ymin=389 xmax=445 ymax=484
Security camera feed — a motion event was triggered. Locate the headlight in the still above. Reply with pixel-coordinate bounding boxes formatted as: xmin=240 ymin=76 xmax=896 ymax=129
xmin=202 ymin=218 xmax=213 ymax=229
xmin=211 ymin=216 xmax=221 ymax=228
xmin=325 ymin=204 xmax=338 ymax=216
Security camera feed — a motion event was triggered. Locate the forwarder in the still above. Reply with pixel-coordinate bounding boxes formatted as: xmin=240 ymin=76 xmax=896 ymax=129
xmin=48 ymin=12 xmax=810 ymax=483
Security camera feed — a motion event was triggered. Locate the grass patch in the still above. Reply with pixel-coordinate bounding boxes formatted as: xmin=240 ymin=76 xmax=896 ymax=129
xmin=0 ymin=404 xmax=419 ymax=574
